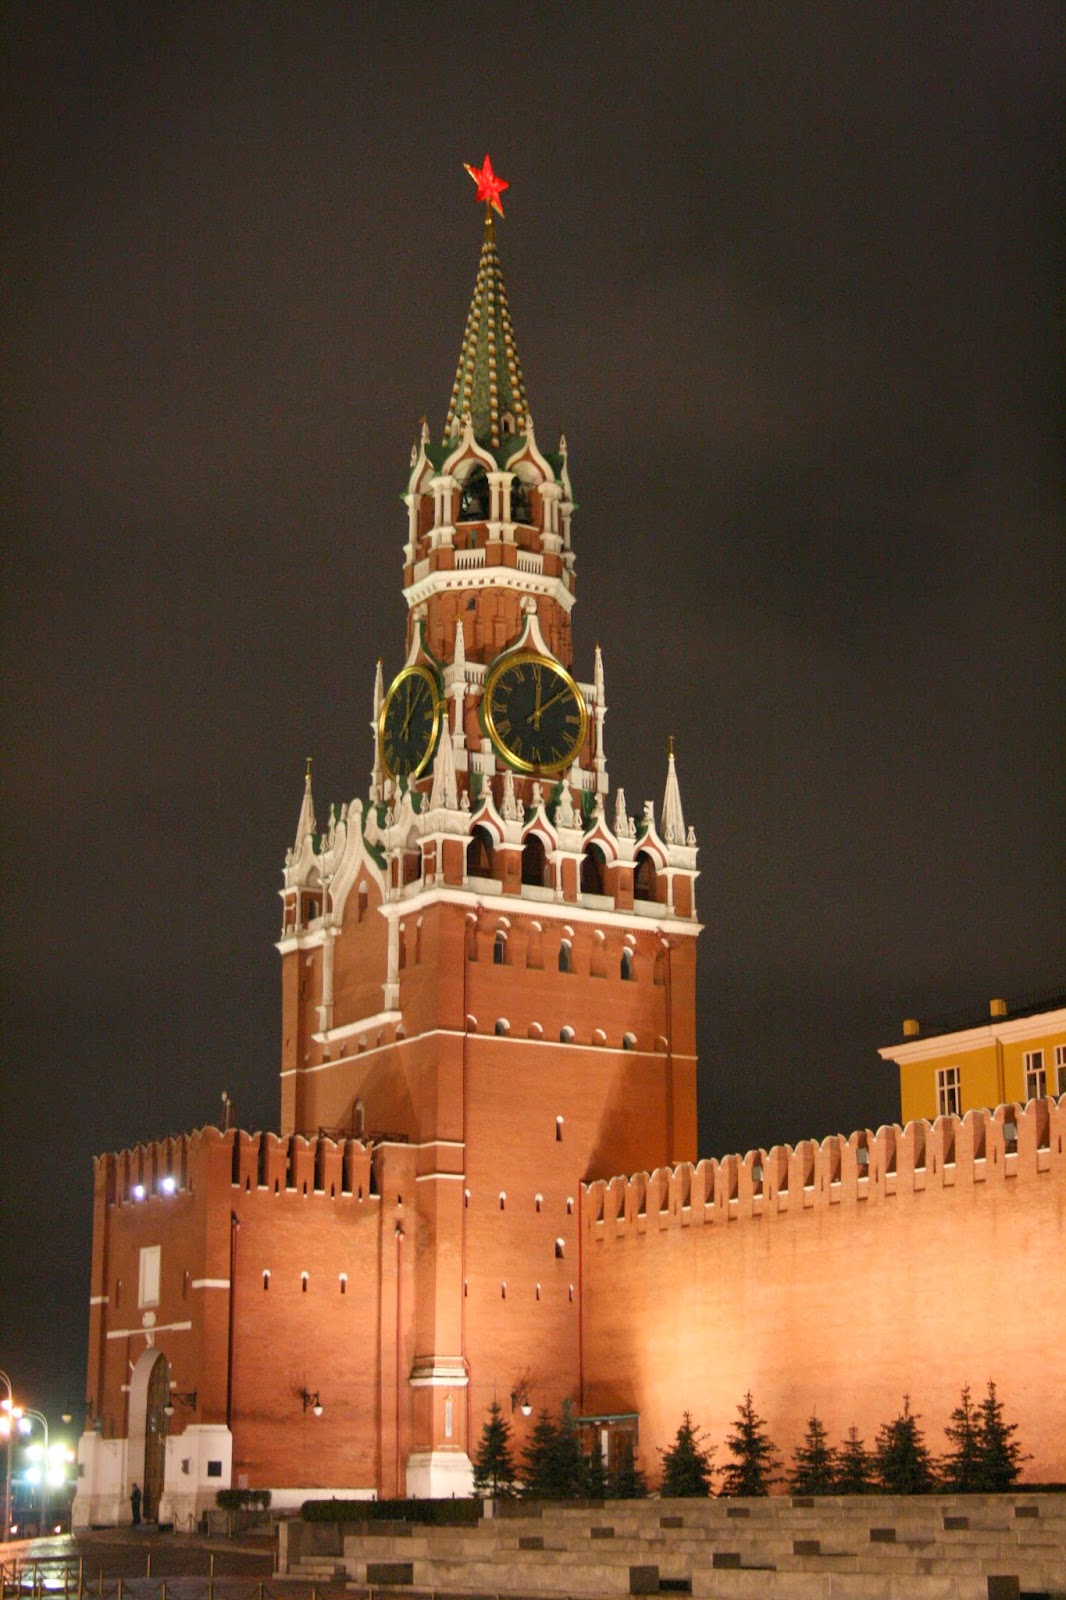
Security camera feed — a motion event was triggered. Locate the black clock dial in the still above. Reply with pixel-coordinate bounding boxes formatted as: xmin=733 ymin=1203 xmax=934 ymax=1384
xmin=379 ymin=665 xmax=442 ymax=781
xmin=483 ymin=651 xmax=589 ymax=774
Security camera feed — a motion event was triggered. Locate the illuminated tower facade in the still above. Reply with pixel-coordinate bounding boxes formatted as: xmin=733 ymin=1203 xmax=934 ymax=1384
xmin=277 ymin=163 xmax=700 ymax=1493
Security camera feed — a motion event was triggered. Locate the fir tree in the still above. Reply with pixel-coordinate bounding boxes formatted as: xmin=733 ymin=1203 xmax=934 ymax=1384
xmin=788 ymin=1414 xmax=837 ymax=1495
xmin=974 ymin=1380 xmax=1028 ymax=1491
xmin=521 ymin=1404 xmax=585 ymax=1499
xmin=608 ymin=1452 xmax=648 ymax=1499
xmin=874 ymin=1396 xmax=935 ymax=1494
xmin=660 ymin=1412 xmax=715 ymax=1498
xmin=719 ymin=1392 xmax=781 ymax=1497
xmin=471 ymin=1400 xmax=516 ymax=1498
xmin=833 ymin=1427 xmax=875 ymax=1494
xmin=583 ymin=1442 xmax=608 ymax=1500
xmin=521 ymin=1410 xmax=560 ymax=1498
xmin=550 ymin=1401 xmax=587 ymax=1499
xmin=939 ymin=1384 xmax=981 ymax=1492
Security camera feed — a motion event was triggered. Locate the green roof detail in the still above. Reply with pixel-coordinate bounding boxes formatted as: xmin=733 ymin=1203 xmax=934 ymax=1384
xmin=444 ymin=213 xmax=529 ymax=450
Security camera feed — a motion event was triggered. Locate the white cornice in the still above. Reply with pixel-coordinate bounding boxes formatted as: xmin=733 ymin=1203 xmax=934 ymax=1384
xmin=402 ymin=565 xmax=575 ymax=614
xmin=879 ymin=1007 xmax=1066 ymax=1065
xmin=378 ymin=881 xmax=701 ymax=936
xmin=312 ymin=1009 xmax=402 ymax=1047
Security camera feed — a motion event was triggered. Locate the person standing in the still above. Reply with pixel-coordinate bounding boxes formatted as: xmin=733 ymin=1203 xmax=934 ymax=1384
xmin=130 ymin=1483 xmax=142 ymax=1526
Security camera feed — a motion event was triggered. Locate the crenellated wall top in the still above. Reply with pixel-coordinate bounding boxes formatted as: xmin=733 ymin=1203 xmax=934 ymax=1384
xmin=583 ymin=1095 xmax=1065 ymax=1235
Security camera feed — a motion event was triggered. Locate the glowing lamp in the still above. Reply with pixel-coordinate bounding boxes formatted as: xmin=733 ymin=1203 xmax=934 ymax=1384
xmin=161 ymin=1176 xmax=177 ymax=1194
xmin=132 ymin=1184 xmax=146 ymax=1200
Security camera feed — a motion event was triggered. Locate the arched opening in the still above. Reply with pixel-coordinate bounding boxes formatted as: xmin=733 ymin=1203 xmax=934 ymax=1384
xmin=458 ymin=466 xmax=490 ymax=521
xmin=521 ymin=833 xmax=548 ymax=887
xmin=127 ymin=1348 xmax=171 ymax=1524
xmin=634 ymin=852 xmax=657 ymax=902
xmin=493 ymin=931 xmax=507 ymax=965
xmin=467 ymin=826 xmax=495 ymax=880
xmin=580 ymin=845 xmax=605 ymax=896
xmin=558 ymin=941 xmax=571 ymax=974
xmin=620 ymin=948 xmax=634 ymax=981
xmin=510 ymin=478 xmax=531 ymax=523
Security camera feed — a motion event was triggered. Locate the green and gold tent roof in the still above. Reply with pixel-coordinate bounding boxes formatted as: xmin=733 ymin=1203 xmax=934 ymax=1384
xmin=444 ymin=211 xmax=529 ymax=451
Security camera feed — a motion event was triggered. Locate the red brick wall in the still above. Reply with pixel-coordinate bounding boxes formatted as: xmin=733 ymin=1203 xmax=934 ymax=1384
xmin=581 ymin=1097 xmax=1066 ymax=1485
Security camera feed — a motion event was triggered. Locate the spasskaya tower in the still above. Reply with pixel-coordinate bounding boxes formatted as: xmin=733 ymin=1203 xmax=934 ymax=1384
xmin=276 ymin=157 xmax=700 ymax=1496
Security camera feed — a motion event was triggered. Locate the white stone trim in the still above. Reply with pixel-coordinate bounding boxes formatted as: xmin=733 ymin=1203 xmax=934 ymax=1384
xmin=90 ymin=1295 xmax=109 ymax=1306
xmin=312 ymin=1009 xmax=402 ymax=1047
xmin=189 ymin=1279 xmax=230 ymax=1291
xmin=415 ymin=1171 xmax=465 ymax=1182
xmin=384 ymin=881 xmax=702 ymax=936
xmin=106 ymin=1320 xmax=192 ymax=1339
xmin=280 ymin=1028 xmax=694 ymax=1077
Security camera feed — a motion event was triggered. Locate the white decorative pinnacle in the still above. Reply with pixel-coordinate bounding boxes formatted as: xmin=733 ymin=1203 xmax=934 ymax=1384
xmin=370 ymin=659 xmax=385 ymax=799
xmin=454 ymin=617 xmax=466 ymax=673
xmin=613 ymin=787 xmax=628 ymax=836
xmin=501 ymin=770 xmax=519 ymax=821
xmin=294 ymin=762 xmax=316 ymax=851
xmin=429 ymin=723 xmax=459 ymax=811
xmin=594 ymin=643 xmax=605 ymax=704
xmin=662 ymin=743 xmax=686 ymax=846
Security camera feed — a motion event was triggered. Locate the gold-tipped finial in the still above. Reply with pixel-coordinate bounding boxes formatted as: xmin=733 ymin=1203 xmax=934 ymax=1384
xmin=668 ymin=734 xmax=675 ymax=758
xmin=305 ymin=755 xmax=313 ymax=780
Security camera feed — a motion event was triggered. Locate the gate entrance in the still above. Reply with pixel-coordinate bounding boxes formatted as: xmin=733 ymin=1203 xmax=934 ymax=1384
xmin=142 ymin=1353 xmax=170 ymax=1521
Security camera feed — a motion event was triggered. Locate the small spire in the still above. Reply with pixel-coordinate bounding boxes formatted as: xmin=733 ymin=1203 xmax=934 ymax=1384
xmin=371 ymin=661 xmax=385 ymax=799
xmin=294 ymin=760 xmax=316 ymax=850
xmin=613 ymin=786 xmax=628 ymax=836
xmin=453 ymin=617 xmax=466 ymax=673
xmin=501 ymin=770 xmax=519 ymax=821
xmin=429 ymin=728 xmax=458 ymax=811
xmin=594 ymin=643 xmax=605 ymax=703
xmin=661 ymin=740 xmax=685 ymax=846
xmin=373 ymin=659 xmax=384 ymax=718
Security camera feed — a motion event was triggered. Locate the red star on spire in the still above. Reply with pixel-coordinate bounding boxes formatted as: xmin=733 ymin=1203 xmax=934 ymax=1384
xmin=464 ymin=154 xmax=509 ymax=217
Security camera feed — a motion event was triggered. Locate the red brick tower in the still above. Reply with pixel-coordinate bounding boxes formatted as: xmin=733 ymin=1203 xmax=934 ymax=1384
xmin=275 ymin=168 xmax=701 ymax=1494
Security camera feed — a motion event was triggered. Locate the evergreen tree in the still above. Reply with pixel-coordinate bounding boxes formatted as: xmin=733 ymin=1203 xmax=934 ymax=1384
xmin=974 ymin=1380 xmax=1028 ymax=1491
xmin=583 ymin=1442 xmax=608 ymax=1500
xmin=521 ymin=1404 xmax=585 ymax=1499
xmin=939 ymin=1384 xmax=981 ymax=1492
xmin=719 ymin=1392 xmax=781 ymax=1497
xmin=608 ymin=1452 xmax=648 ymax=1499
xmin=521 ymin=1410 xmax=560 ymax=1498
xmin=833 ymin=1427 xmax=875 ymax=1494
xmin=874 ymin=1396 xmax=935 ymax=1494
xmin=550 ymin=1401 xmax=586 ymax=1499
xmin=788 ymin=1414 xmax=837 ymax=1495
xmin=660 ymin=1412 xmax=715 ymax=1498
xmin=472 ymin=1400 xmax=517 ymax=1498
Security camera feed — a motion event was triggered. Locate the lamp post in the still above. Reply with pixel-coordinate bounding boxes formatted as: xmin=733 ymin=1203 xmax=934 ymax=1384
xmin=20 ymin=1410 xmax=50 ymax=1535
xmin=0 ymin=1369 xmax=23 ymax=1543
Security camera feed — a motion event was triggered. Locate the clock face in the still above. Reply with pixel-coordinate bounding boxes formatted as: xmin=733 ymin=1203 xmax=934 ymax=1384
xmin=482 ymin=651 xmax=589 ymax=774
xmin=379 ymin=665 xmax=443 ymax=782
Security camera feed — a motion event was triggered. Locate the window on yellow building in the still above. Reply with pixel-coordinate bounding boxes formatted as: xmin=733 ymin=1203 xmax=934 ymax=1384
xmin=1056 ymin=1044 xmax=1066 ymax=1096
xmin=1024 ymin=1049 xmax=1046 ymax=1100
xmin=936 ymin=1066 xmax=961 ymax=1117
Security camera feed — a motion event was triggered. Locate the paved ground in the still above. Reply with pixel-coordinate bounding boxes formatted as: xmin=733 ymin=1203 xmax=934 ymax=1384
xmin=0 ymin=1528 xmax=277 ymax=1582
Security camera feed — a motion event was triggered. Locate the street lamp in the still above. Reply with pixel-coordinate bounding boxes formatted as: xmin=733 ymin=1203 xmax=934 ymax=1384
xmin=0 ymin=1369 xmax=24 ymax=1541
xmin=19 ymin=1410 xmax=49 ymax=1535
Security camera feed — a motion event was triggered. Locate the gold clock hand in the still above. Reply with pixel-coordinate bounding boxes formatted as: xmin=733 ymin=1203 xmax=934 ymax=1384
xmin=401 ymin=682 xmax=422 ymax=737
xmin=532 ymin=664 xmax=543 ymax=729
xmin=536 ymin=685 xmax=574 ymax=719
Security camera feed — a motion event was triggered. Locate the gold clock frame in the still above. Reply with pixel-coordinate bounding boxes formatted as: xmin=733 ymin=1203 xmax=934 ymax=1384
xmin=379 ymin=663 xmax=444 ymax=782
xmin=481 ymin=649 xmax=590 ymax=775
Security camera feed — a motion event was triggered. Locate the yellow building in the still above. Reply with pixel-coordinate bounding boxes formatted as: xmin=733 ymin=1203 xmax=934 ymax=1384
xmin=880 ymin=991 xmax=1066 ymax=1124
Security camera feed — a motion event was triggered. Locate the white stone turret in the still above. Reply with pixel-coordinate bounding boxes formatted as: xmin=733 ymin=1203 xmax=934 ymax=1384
xmin=661 ymin=739 xmax=685 ymax=846
xmin=429 ymin=720 xmax=459 ymax=811
xmin=294 ymin=759 xmax=316 ymax=853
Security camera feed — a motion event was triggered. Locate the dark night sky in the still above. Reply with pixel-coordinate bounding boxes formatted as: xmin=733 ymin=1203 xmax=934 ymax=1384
xmin=2 ymin=5 xmax=1063 ymax=1418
